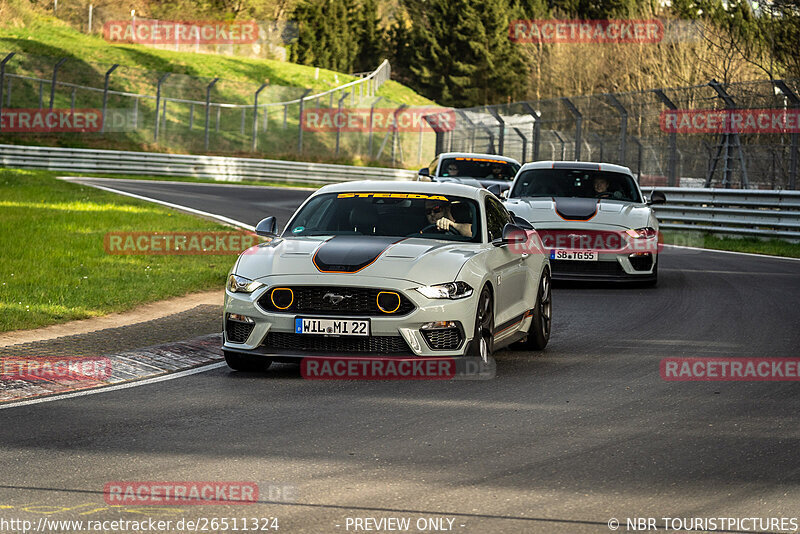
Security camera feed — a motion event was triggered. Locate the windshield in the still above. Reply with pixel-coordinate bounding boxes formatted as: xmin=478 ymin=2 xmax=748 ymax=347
xmin=510 ymin=168 xmax=642 ymax=202
xmin=284 ymin=192 xmax=482 ymax=242
xmin=440 ymin=157 xmax=519 ymax=181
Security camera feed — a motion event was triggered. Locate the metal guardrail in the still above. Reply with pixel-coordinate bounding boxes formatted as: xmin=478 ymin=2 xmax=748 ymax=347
xmin=642 ymin=187 xmax=800 ymax=239
xmin=1 ymin=142 xmax=796 ymax=239
xmin=0 ymin=143 xmax=417 ymax=184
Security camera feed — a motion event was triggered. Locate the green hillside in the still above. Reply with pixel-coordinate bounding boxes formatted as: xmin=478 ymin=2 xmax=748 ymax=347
xmin=0 ymin=0 xmax=435 ymax=167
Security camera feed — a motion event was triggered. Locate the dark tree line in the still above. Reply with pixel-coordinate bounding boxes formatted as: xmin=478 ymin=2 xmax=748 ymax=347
xmin=289 ymin=0 xmax=800 ymax=107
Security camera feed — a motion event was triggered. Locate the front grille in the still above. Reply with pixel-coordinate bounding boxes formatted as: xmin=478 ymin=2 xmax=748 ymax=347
xmin=264 ymin=332 xmax=413 ymax=354
xmin=422 ymin=328 xmax=463 ymax=350
xmin=258 ymin=286 xmax=415 ymax=316
xmin=550 ymin=259 xmax=626 ymax=275
xmin=538 ymin=229 xmax=626 ymax=250
xmin=629 ymin=253 xmax=654 ymax=271
xmin=226 ymin=319 xmax=255 ymax=344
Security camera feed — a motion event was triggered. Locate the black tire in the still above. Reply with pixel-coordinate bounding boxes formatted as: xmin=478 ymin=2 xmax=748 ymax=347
xmin=517 ymin=269 xmax=551 ymax=350
xmin=224 ymin=351 xmax=272 ymax=372
xmin=468 ymin=286 xmax=494 ymax=362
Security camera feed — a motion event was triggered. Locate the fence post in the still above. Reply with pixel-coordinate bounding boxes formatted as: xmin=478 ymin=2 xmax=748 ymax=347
xmin=772 ymin=80 xmax=799 ymax=190
xmin=630 ymin=137 xmax=643 ymax=181
xmin=154 ymin=72 xmax=170 ymax=143
xmin=709 ymin=80 xmax=749 ymax=188
xmin=189 ymin=104 xmax=194 ymax=129
xmin=252 ymin=82 xmax=269 ymax=152
xmin=101 ymin=64 xmax=119 ymax=133
xmin=391 ymin=104 xmax=408 ymax=164
xmin=204 ymin=77 xmax=219 ymax=150
xmin=605 ymin=93 xmax=627 ymax=165
xmin=161 ymin=99 xmax=168 ymax=136
xmin=487 ymin=107 xmax=505 ymax=155
xmin=335 ymin=92 xmax=349 ymax=156
xmin=521 ymin=103 xmax=540 ymax=161
xmin=368 ymin=96 xmax=384 ymax=157
xmin=513 ymin=127 xmax=527 ymax=162
xmin=561 ymin=97 xmax=582 ymax=160
xmin=653 ymin=89 xmax=678 ymax=187
xmin=49 ymin=57 xmax=68 ymax=109
xmin=553 ymin=130 xmax=566 ymax=160
xmin=0 ymin=53 xmax=15 ymax=133
xmin=297 ymin=88 xmax=313 ymax=153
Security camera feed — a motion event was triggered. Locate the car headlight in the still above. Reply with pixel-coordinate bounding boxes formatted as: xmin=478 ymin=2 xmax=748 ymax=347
xmin=227 ymin=274 xmax=264 ymax=294
xmin=625 ymin=227 xmax=658 ymax=239
xmin=415 ymin=281 xmax=473 ymax=300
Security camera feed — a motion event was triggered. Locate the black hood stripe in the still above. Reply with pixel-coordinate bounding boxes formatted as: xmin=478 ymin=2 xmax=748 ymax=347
xmin=312 ymin=236 xmax=406 ymax=273
xmin=554 ymin=197 xmax=598 ymax=221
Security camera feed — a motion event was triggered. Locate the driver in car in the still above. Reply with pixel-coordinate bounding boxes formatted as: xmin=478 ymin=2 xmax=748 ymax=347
xmin=594 ymin=177 xmax=623 ymax=199
xmin=424 ymin=200 xmax=472 ymax=237
xmin=485 ymin=164 xmax=507 ymax=181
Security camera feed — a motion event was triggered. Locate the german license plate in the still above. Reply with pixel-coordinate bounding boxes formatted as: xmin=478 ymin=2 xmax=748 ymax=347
xmin=295 ymin=317 xmax=370 ymax=336
xmin=550 ymin=249 xmax=598 ymax=261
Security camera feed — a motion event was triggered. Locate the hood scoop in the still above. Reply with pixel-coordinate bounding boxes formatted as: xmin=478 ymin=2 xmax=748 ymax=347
xmin=313 ymin=236 xmax=404 ymax=273
xmin=554 ymin=197 xmax=598 ymax=221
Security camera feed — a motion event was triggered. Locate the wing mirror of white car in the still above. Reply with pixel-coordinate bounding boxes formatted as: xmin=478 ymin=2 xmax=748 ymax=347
xmin=255 ymin=216 xmax=278 ymax=237
xmin=511 ymin=215 xmax=534 ymax=230
xmin=486 ymin=184 xmax=503 ymax=197
xmin=493 ymin=223 xmax=527 ymax=247
xmin=417 ymin=168 xmax=433 ymax=182
xmin=648 ymin=190 xmax=667 ymax=205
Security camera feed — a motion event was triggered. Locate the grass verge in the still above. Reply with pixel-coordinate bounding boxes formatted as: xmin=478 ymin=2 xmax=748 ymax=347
xmin=0 ymin=168 xmax=242 ymax=332
xmin=661 ymin=230 xmax=800 ymax=259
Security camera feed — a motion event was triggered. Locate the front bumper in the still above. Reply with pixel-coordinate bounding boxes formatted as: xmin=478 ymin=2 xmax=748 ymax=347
xmin=222 ymin=274 xmax=478 ymax=359
xmin=549 ymin=251 xmax=657 ymax=282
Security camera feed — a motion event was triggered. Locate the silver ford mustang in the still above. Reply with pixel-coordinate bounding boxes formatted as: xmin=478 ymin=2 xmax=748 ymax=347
xmin=222 ymin=181 xmax=552 ymax=371
xmin=503 ymin=161 xmax=666 ymax=284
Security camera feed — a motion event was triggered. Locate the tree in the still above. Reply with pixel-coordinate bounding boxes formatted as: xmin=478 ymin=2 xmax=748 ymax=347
xmin=408 ymin=0 xmax=527 ymax=107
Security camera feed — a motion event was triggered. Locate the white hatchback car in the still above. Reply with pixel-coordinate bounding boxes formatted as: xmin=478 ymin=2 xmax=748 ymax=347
xmin=503 ymin=161 xmax=666 ymax=285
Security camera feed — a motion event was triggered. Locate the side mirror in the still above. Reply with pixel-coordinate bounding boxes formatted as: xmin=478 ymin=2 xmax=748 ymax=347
xmin=486 ymin=184 xmax=503 ymax=197
xmin=493 ymin=223 xmax=527 ymax=247
xmin=255 ymin=216 xmax=278 ymax=237
xmin=511 ymin=215 xmax=534 ymax=230
xmin=648 ymin=190 xmax=666 ymax=205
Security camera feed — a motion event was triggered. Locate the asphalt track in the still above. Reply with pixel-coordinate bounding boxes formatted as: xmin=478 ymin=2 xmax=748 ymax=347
xmin=1 ymin=178 xmax=800 ymax=534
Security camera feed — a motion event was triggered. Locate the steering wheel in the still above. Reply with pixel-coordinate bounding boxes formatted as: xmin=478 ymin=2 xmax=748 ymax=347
xmin=417 ymin=223 xmax=461 ymax=236
xmin=596 ymin=191 xmax=613 ymax=199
